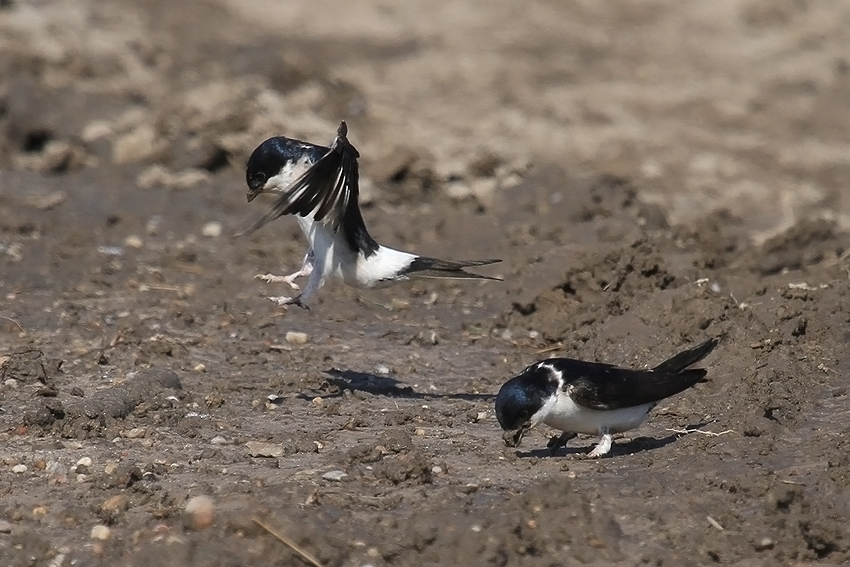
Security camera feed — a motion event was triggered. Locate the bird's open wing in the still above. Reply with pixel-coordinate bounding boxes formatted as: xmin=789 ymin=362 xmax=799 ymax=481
xmin=244 ymin=122 xmax=379 ymax=257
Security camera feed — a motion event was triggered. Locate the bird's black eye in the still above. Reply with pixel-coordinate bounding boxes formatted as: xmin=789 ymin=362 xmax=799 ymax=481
xmin=517 ymin=409 xmax=530 ymax=421
xmin=254 ymin=172 xmax=267 ymax=184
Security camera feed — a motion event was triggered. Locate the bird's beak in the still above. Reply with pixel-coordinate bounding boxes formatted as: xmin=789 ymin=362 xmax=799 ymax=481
xmin=502 ymin=424 xmax=529 ymax=447
xmin=246 ymin=191 xmax=259 ymax=203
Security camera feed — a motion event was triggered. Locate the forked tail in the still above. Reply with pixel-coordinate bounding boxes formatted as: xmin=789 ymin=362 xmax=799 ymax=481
xmin=402 ymin=257 xmax=502 ymax=281
xmin=652 ymin=336 xmax=720 ymax=374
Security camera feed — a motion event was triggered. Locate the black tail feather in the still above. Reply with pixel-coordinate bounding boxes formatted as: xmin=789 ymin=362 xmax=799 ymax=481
xmin=652 ymin=337 xmax=720 ymax=374
xmin=403 ymin=257 xmax=502 ymax=281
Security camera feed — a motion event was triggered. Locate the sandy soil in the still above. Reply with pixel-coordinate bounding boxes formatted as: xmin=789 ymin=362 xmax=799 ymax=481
xmin=1 ymin=0 xmax=849 ymax=565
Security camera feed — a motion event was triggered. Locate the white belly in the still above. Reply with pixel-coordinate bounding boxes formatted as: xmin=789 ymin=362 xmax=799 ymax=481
xmin=295 ymin=217 xmax=415 ymax=289
xmin=540 ymin=392 xmax=654 ymax=435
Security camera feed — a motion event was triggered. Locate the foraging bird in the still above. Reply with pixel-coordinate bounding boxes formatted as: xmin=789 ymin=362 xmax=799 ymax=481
xmin=495 ymin=337 xmax=719 ymax=457
xmin=241 ymin=122 xmax=501 ymax=307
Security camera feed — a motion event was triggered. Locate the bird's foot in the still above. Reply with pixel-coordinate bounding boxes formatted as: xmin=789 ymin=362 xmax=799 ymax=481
xmin=586 ymin=432 xmax=613 ymax=458
xmin=254 ymin=273 xmax=301 ymax=290
xmin=266 ymin=296 xmax=310 ymax=310
xmin=546 ymin=432 xmax=577 ymax=456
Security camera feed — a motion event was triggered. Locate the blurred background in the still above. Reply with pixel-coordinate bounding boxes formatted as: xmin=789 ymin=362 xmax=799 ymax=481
xmin=2 ymin=0 xmax=849 ymax=237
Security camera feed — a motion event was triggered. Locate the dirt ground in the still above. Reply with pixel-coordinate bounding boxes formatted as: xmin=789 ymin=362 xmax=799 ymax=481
xmin=2 ymin=0 xmax=850 ymax=565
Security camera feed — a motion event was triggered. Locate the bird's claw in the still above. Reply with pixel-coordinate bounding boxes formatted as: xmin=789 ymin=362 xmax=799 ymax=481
xmin=254 ymin=273 xmax=301 ymax=290
xmin=546 ymin=432 xmax=577 ymax=456
xmin=266 ymin=296 xmax=310 ymax=310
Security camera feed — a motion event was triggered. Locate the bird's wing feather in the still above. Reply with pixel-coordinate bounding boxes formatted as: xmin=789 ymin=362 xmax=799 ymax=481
xmin=550 ymin=359 xmax=708 ymax=410
xmin=244 ymin=122 xmax=379 ymax=256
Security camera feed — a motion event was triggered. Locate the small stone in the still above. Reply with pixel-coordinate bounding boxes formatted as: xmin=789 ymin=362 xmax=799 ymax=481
xmin=124 ymin=235 xmax=143 ymax=249
xmin=4 ymin=378 xmax=19 ymax=388
xmin=201 ymin=221 xmax=223 ymax=238
xmin=12 ymin=464 xmax=27 ymax=474
xmin=103 ymin=461 xmax=119 ymax=475
xmin=76 ymin=457 xmax=93 ymax=468
xmin=754 ymin=537 xmax=775 ymax=551
xmin=0 ymin=519 xmax=11 ymax=533
xmin=32 ymin=506 xmax=47 ymax=517
xmin=122 ymin=428 xmax=146 ymax=439
xmin=322 ymin=470 xmax=348 ymax=482
xmin=101 ymin=495 xmax=128 ymax=513
xmin=32 ymin=459 xmax=46 ymax=471
xmin=431 ymin=466 xmax=443 ymax=474
xmin=245 ymin=441 xmax=285 ymax=458
xmin=90 ymin=524 xmax=111 ymax=540
xmin=285 ymin=331 xmax=309 ymax=345
xmin=415 ymin=428 xmax=426 ymax=436
xmin=210 ymin=435 xmax=227 ymax=445
xmin=390 ymin=298 xmax=410 ymax=310
xmin=194 ymin=363 xmax=206 ymax=372
xmin=46 ymin=461 xmax=65 ymax=475
xmin=311 ymin=397 xmax=324 ymax=407
xmin=185 ymin=495 xmax=215 ymax=530
xmin=375 ymin=365 xmax=391 ymax=376
xmin=146 ymin=215 xmax=164 ymax=235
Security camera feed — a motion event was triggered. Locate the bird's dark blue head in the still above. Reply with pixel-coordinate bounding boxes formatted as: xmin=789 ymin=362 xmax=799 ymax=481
xmin=245 ymin=136 xmax=327 ymax=202
xmin=495 ymin=364 xmax=557 ymax=446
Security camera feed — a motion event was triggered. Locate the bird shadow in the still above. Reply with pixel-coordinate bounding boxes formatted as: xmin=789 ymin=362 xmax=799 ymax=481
xmin=515 ymin=422 xmax=711 ymax=459
xmin=293 ymin=368 xmax=493 ymax=402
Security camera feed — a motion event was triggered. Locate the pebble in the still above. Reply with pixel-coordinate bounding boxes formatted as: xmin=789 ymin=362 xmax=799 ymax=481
xmin=375 ymin=364 xmax=390 ymax=376
xmin=431 ymin=466 xmax=443 ymax=474
xmin=245 ymin=441 xmax=285 ymax=458
xmin=101 ymin=494 xmax=128 ymax=513
xmin=284 ymin=331 xmax=309 ymax=345
xmin=415 ymin=428 xmax=426 ymax=436
xmin=12 ymin=464 xmax=27 ymax=474
xmin=322 ymin=470 xmax=348 ymax=482
xmin=0 ymin=519 xmax=11 ymax=533
xmin=185 ymin=495 xmax=215 ymax=530
xmin=201 ymin=221 xmax=223 ymax=238
xmin=122 ymin=428 xmax=146 ymax=439
xmin=210 ymin=435 xmax=228 ymax=445
xmin=46 ymin=461 xmax=67 ymax=483
xmin=76 ymin=457 xmax=93 ymax=468
xmin=194 ymin=363 xmax=206 ymax=372
xmin=124 ymin=235 xmax=143 ymax=248
xmin=4 ymin=378 xmax=19 ymax=388
xmin=103 ymin=461 xmax=119 ymax=475
xmin=90 ymin=524 xmax=111 ymax=540
xmin=754 ymin=537 xmax=775 ymax=551
xmin=146 ymin=215 xmax=163 ymax=235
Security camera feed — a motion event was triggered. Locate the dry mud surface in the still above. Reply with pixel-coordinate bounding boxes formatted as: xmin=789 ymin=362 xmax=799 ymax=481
xmin=2 ymin=1 xmax=850 ymax=566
